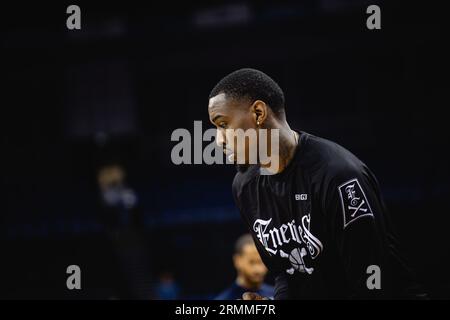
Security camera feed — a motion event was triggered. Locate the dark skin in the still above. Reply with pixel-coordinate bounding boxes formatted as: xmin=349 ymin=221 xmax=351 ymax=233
xmin=208 ymin=92 xmax=299 ymax=175
xmin=208 ymin=93 xmax=299 ymax=299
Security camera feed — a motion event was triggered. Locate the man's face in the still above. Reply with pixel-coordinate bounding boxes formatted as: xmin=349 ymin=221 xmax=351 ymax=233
xmin=234 ymin=243 xmax=268 ymax=287
xmin=208 ymin=93 xmax=256 ymax=163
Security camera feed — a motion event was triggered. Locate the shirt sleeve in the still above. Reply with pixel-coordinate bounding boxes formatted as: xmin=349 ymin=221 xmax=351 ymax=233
xmin=321 ymin=166 xmax=386 ymax=298
xmin=232 ymin=175 xmax=288 ymax=299
xmin=247 ymin=229 xmax=290 ymax=299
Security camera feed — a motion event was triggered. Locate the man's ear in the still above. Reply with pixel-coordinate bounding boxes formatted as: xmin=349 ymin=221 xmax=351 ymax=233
xmin=251 ymin=100 xmax=268 ymax=126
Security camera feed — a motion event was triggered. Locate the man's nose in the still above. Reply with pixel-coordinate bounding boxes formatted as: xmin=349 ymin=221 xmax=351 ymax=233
xmin=216 ymin=129 xmax=226 ymax=148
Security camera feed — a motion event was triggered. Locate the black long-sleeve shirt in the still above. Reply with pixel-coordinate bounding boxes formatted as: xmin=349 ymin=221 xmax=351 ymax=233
xmin=232 ymin=131 xmax=425 ymax=299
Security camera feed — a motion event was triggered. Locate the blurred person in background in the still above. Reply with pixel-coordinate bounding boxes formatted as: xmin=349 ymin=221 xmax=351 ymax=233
xmin=96 ymin=161 xmax=153 ymax=299
xmin=97 ymin=162 xmax=141 ymax=229
xmin=215 ymin=234 xmax=274 ymax=300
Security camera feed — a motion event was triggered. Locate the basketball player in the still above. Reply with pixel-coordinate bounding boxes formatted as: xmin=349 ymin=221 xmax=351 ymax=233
xmin=215 ymin=234 xmax=274 ymax=300
xmin=207 ymin=68 xmax=426 ymax=299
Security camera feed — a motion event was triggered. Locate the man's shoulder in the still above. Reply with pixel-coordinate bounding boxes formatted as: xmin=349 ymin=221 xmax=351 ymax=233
xmin=214 ymin=283 xmax=242 ymax=300
xmin=259 ymin=283 xmax=275 ymax=298
xmin=300 ymin=132 xmax=368 ymax=180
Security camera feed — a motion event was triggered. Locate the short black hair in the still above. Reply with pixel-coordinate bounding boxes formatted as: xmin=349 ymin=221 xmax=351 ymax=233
xmin=209 ymin=68 xmax=285 ymax=115
xmin=235 ymin=233 xmax=255 ymax=255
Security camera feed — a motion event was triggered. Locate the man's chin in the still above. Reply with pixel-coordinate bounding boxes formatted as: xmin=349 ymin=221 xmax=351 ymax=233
xmin=248 ymin=279 xmax=264 ymax=287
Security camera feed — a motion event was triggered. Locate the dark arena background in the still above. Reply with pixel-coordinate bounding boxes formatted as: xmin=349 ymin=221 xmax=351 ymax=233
xmin=2 ymin=1 xmax=449 ymax=300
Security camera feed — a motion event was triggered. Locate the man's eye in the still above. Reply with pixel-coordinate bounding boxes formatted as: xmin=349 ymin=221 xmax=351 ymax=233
xmin=219 ymin=122 xmax=227 ymax=129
